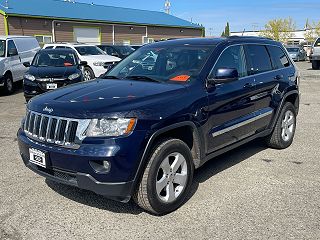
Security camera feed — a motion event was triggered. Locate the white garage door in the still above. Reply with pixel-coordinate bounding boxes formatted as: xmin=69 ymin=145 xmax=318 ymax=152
xmin=74 ymin=27 xmax=100 ymax=44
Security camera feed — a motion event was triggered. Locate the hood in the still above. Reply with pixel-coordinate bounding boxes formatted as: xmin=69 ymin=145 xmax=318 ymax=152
xmin=29 ymin=66 xmax=78 ymax=78
xmin=28 ymin=79 xmax=188 ymax=119
xmin=81 ymin=54 xmax=121 ymax=62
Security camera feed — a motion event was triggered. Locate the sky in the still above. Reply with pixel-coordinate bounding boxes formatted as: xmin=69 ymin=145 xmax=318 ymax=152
xmin=79 ymin=0 xmax=320 ymax=36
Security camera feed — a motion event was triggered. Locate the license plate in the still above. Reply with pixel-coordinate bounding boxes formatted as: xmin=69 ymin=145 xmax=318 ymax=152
xmin=29 ymin=148 xmax=46 ymax=168
xmin=47 ymin=83 xmax=57 ymax=90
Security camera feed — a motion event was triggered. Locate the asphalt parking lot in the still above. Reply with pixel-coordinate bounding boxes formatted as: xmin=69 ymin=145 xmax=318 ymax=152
xmin=1 ymin=61 xmax=320 ymax=240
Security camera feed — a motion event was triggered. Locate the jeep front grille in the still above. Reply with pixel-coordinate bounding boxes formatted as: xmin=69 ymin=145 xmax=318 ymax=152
xmin=23 ymin=110 xmax=90 ymax=149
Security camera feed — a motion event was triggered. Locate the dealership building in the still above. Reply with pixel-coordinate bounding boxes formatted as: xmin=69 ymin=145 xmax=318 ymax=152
xmin=0 ymin=0 xmax=204 ymax=46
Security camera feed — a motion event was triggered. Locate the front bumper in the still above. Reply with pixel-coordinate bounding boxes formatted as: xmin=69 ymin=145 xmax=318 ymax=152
xmin=23 ymin=78 xmax=82 ymax=99
xmin=17 ymin=128 xmax=147 ymax=201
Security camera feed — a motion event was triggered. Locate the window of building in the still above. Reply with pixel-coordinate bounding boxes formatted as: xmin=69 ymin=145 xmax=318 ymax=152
xmin=246 ymin=45 xmax=272 ymax=75
xmin=267 ymin=46 xmax=290 ymax=69
xmin=210 ymin=45 xmax=247 ymax=78
xmin=35 ymin=35 xmax=53 ymax=46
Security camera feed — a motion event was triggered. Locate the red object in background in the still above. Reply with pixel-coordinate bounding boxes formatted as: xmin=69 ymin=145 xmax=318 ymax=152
xmin=64 ymin=62 xmax=73 ymax=67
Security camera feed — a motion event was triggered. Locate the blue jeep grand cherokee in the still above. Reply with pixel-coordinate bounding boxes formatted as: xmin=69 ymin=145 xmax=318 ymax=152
xmin=18 ymin=37 xmax=300 ymax=215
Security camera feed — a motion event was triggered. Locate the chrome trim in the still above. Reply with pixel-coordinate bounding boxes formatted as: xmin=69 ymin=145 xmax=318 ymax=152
xmin=211 ymin=110 xmax=273 ymax=137
xmin=37 ymin=78 xmax=66 ymax=82
xmin=23 ymin=110 xmax=90 ymax=149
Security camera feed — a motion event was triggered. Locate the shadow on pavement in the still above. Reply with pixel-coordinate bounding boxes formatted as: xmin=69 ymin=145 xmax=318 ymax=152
xmin=46 ymin=139 xmax=267 ymax=215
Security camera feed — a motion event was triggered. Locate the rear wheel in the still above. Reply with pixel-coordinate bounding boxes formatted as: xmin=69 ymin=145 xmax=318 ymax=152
xmin=83 ymin=67 xmax=95 ymax=81
xmin=4 ymin=74 xmax=14 ymax=94
xmin=133 ymin=138 xmax=194 ymax=215
xmin=312 ymin=60 xmax=320 ymax=70
xmin=266 ymin=102 xmax=297 ymax=149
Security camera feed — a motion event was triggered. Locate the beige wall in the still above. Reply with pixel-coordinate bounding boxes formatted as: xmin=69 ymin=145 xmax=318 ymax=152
xmin=0 ymin=14 xmax=6 ymax=35
xmin=148 ymin=26 xmax=202 ymax=41
xmin=8 ymin=16 xmax=52 ymax=36
xmin=6 ymin=16 xmax=202 ymax=44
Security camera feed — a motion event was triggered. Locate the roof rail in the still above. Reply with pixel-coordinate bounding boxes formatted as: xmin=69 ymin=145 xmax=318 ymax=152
xmin=227 ymin=36 xmax=274 ymax=41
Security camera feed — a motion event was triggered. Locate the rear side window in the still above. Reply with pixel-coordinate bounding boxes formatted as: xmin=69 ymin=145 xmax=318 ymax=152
xmin=314 ymin=38 xmax=320 ymax=47
xmin=45 ymin=46 xmax=54 ymax=49
xmin=7 ymin=40 xmax=18 ymax=56
xmin=211 ymin=45 xmax=247 ymax=78
xmin=267 ymin=46 xmax=290 ymax=69
xmin=246 ymin=45 xmax=272 ymax=75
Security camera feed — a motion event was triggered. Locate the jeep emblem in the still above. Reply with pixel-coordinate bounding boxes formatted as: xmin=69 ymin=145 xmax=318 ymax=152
xmin=43 ymin=106 xmax=53 ymax=114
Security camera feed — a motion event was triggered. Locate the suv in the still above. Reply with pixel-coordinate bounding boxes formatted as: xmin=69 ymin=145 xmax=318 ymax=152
xmin=310 ymin=38 xmax=320 ymax=69
xmin=17 ymin=37 xmax=300 ymax=215
xmin=43 ymin=43 xmax=121 ymax=80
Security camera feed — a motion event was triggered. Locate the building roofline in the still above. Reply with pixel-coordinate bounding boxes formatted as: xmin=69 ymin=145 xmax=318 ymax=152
xmin=3 ymin=12 xmax=203 ymax=30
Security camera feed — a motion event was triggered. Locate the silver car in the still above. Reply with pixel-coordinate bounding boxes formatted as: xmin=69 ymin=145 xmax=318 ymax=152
xmin=286 ymin=46 xmax=307 ymax=62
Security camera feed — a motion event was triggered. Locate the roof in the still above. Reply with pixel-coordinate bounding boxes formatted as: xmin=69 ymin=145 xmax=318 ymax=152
xmin=0 ymin=0 xmax=202 ymax=29
xmin=0 ymin=35 xmax=36 ymax=39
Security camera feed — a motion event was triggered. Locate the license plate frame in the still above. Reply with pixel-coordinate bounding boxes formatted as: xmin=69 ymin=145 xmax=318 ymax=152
xmin=29 ymin=148 xmax=47 ymax=168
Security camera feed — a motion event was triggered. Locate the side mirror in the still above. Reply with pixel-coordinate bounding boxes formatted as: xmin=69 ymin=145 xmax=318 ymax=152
xmin=207 ymin=68 xmax=239 ymax=85
xmin=79 ymin=61 xmax=87 ymax=66
xmin=111 ymin=52 xmax=120 ymax=57
xmin=23 ymin=62 xmax=31 ymax=68
xmin=8 ymin=48 xmax=18 ymax=56
xmin=103 ymin=62 xmax=117 ymax=71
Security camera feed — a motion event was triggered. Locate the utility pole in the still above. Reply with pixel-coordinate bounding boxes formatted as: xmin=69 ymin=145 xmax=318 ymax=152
xmin=164 ymin=0 xmax=171 ymax=14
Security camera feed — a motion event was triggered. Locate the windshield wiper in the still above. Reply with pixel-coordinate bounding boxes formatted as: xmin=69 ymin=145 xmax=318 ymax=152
xmin=124 ymin=75 xmax=162 ymax=83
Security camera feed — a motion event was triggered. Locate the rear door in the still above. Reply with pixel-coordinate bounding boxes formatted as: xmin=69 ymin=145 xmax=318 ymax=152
xmin=245 ymin=44 xmax=281 ymax=132
xmin=205 ymin=44 xmax=258 ymax=153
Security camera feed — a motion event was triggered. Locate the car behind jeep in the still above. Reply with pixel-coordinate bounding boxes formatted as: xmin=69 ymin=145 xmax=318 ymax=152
xmin=17 ymin=37 xmax=300 ymax=215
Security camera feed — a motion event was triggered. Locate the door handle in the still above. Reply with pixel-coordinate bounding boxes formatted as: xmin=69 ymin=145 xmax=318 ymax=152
xmin=274 ymin=75 xmax=283 ymax=80
xmin=243 ymin=82 xmax=255 ymax=88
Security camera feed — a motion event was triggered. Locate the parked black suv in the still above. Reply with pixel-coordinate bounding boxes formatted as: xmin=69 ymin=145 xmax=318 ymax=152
xmin=18 ymin=37 xmax=300 ymax=215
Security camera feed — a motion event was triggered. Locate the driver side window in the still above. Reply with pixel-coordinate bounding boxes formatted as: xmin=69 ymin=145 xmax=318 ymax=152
xmin=210 ymin=45 xmax=247 ymax=79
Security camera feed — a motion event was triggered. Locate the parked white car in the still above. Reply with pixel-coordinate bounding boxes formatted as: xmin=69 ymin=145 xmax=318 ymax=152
xmin=0 ymin=36 xmax=40 ymax=94
xmin=43 ymin=43 xmax=121 ymax=80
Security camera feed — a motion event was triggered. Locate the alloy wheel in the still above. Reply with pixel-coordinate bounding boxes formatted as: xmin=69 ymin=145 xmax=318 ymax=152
xmin=84 ymin=70 xmax=92 ymax=81
xmin=6 ymin=78 xmax=13 ymax=92
xmin=156 ymin=152 xmax=188 ymax=203
xmin=281 ymin=110 xmax=295 ymax=142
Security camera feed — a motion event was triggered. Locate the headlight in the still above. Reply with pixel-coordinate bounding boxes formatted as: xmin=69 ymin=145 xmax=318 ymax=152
xmin=68 ymin=73 xmax=80 ymax=80
xmin=93 ymin=62 xmax=105 ymax=66
xmin=85 ymin=118 xmax=136 ymax=137
xmin=24 ymin=74 xmax=35 ymax=81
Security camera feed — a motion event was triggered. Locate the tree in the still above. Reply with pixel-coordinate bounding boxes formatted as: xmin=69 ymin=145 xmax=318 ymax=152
xmin=304 ymin=20 xmax=320 ymax=44
xmin=260 ymin=18 xmax=296 ymax=43
xmin=225 ymin=22 xmax=230 ymax=37
xmin=221 ymin=30 xmax=225 ymax=37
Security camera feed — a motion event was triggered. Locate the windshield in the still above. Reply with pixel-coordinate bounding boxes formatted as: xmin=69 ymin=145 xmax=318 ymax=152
xmin=106 ymin=44 xmax=214 ymax=83
xmin=32 ymin=51 xmax=77 ymax=67
xmin=0 ymin=40 xmax=5 ymax=57
xmin=114 ymin=46 xmax=135 ymax=56
xmin=286 ymin=48 xmax=299 ymax=52
xmin=75 ymin=46 xmax=105 ymax=56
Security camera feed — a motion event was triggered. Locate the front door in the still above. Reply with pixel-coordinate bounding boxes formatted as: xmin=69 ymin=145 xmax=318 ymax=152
xmin=7 ymin=40 xmax=23 ymax=81
xmin=205 ymin=44 xmax=257 ymax=153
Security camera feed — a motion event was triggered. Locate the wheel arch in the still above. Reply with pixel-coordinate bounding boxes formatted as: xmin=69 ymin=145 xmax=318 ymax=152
xmin=132 ymin=121 xmax=203 ymax=192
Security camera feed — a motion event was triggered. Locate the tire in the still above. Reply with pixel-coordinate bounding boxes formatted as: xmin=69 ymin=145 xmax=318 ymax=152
xmin=83 ymin=67 xmax=95 ymax=81
xmin=3 ymin=74 xmax=14 ymax=95
xmin=266 ymin=102 xmax=297 ymax=149
xmin=133 ymin=138 xmax=194 ymax=215
xmin=312 ymin=60 xmax=320 ymax=70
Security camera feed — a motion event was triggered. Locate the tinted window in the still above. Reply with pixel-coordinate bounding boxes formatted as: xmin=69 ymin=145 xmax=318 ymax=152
xmin=211 ymin=45 xmax=247 ymax=78
xmin=105 ymin=47 xmax=117 ymax=55
xmin=75 ymin=46 xmax=105 ymax=56
xmin=267 ymin=46 xmax=290 ymax=69
xmin=56 ymin=46 xmax=66 ymax=49
xmin=286 ymin=47 xmax=299 ymax=52
xmin=246 ymin=45 xmax=272 ymax=74
xmin=44 ymin=46 xmax=54 ymax=49
xmin=314 ymin=38 xmax=320 ymax=47
xmin=0 ymin=40 xmax=5 ymax=57
xmin=7 ymin=40 xmax=18 ymax=56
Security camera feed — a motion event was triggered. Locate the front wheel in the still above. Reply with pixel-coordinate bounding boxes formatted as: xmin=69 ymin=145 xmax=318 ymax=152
xmin=4 ymin=75 xmax=14 ymax=94
xmin=266 ymin=102 xmax=297 ymax=149
xmin=133 ymin=139 xmax=194 ymax=215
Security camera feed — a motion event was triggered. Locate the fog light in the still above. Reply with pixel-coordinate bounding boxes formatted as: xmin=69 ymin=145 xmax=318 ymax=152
xmin=89 ymin=160 xmax=111 ymax=174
